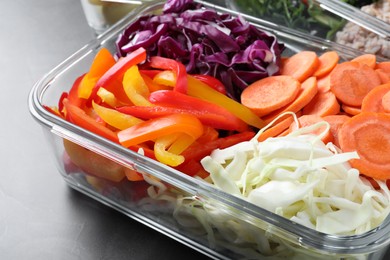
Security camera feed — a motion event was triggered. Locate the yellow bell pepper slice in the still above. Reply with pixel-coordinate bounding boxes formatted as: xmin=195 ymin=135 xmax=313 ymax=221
xmin=150 ymin=71 xmax=264 ymax=129
xmin=97 ymin=87 xmax=123 ymax=107
xmin=153 ymin=70 xmax=177 ymax=87
xmin=92 ymin=101 xmax=143 ymax=130
xmin=154 ymin=134 xmax=185 ymax=167
xmin=123 ymin=65 xmax=153 ymax=106
xmin=187 ymin=76 xmax=265 ymax=129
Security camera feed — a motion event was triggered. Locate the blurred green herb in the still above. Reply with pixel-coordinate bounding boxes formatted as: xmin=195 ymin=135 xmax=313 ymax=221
xmin=231 ymin=0 xmax=378 ymax=40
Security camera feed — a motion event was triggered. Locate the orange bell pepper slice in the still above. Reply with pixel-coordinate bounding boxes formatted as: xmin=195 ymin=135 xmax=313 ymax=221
xmin=78 ymin=48 xmax=116 ymax=99
xmin=117 ymin=114 xmax=204 ymax=148
xmin=88 ymin=47 xmax=147 ymax=104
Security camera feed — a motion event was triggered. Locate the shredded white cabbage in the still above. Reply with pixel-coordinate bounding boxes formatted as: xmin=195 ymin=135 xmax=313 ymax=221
xmin=200 ymin=112 xmax=390 ymax=235
xmin=136 ymin=112 xmax=390 ymax=259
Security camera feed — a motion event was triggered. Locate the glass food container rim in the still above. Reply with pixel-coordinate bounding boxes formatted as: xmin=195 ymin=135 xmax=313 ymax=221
xmin=28 ymin=0 xmax=390 ymax=255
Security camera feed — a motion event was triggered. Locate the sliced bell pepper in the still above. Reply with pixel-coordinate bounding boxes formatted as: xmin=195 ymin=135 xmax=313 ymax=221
xmin=92 ymin=101 xmax=143 ymax=130
xmin=191 ymin=74 xmax=227 ymax=95
xmin=196 ymin=126 xmax=219 ymax=143
xmin=63 ymin=98 xmax=119 ymax=143
xmin=124 ymin=168 xmax=144 ymax=181
xmin=139 ymin=71 xmax=169 ymax=92
xmin=181 ymin=131 xmax=255 ymax=162
xmin=187 ymin=76 xmax=265 ymax=129
xmin=88 ymin=47 xmax=147 ymax=104
xmin=123 ymin=65 xmax=153 ymax=106
xmin=174 ymin=159 xmax=209 ymax=178
xmin=167 ymin=133 xmax=195 ymax=155
xmin=117 ymin=105 xmax=245 ymax=131
xmin=139 ymin=69 xmax=161 ymax=79
xmin=78 ymin=48 xmax=117 ymax=99
xmin=96 ymin=87 xmax=123 ymax=108
xmin=44 ymin=105 xmax=63 ymax=118
xmin=68 ymin=74 xmax=87 ymax=108
xmin=149 ymin=90 xmax=248 ymax=132
xmin=63 ymin=139 xmax=125 ymax=182
xmin=117 ymin=114 xmax=203 ymax=148
xmin=154 ymin=134 xmax=186 ymax=167
xmin=148 ymin=56 xmax=187 ymax=93
xmin=152 ymin=70 xmax=176 ymax=87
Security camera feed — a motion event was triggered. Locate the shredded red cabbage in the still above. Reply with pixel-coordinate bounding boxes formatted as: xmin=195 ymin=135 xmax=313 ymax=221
xmin=115 ymin=0 xmax=285 ymax=100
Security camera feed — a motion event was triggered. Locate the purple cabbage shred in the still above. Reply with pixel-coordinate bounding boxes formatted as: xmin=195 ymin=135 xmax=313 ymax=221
xmin=115 ymin=0 xmax=285 ymax=101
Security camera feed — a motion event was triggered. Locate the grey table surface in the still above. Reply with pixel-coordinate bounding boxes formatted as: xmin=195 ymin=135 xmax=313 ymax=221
xmin=1 ymin=0 xmax=390 ymax=259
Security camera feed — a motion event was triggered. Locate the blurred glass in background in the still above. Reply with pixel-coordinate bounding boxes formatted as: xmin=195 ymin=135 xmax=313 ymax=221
xmin=80 ymin=0 xmax=140 ymax=34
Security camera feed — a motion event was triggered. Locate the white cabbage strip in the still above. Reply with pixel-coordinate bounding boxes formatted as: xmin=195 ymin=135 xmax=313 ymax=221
xmin=201 ymin=113 xmax=390 ymax=235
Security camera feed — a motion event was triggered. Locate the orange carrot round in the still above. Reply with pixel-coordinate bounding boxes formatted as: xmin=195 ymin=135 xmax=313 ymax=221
xmin=376 ymin=61 xmax=390 ymax=73
xmin=289 ymin=114 xmax=334 ymax=144
xmin=323 ymin=114 xmax=350 ymax=148
xmin=329 ymin=61 xmax=381 ymax=107
xmin=341 ymin=104 xmax=361 ymax=116
xmin=303 ymin=91 xmax=340 ymax=117
xmin=317 ymin=74 xmax=331 ymax=93
xmin=241 ymin=75 xmax=300 ymax=117
xmin=257 ymin=111 xmax=301 ymax=142
xmin=382 ymin=90 xmax=390 ymax=113
xmin=361 ymin=83 xmax=390 ymax=113
xmin=351 ymin=53 xmax=376 ymax=69
xmin=263 ymin=77 xmax=318 ymax=124
xmin=338 ymin=112 xmax=390 ymax=180
xmin=376 ymin=69 xmax=390 ymax=84
xmin=313 ymin=51 xmax=339 ymax=78
xmin=280 ymin=51 xmax=320 ymax=82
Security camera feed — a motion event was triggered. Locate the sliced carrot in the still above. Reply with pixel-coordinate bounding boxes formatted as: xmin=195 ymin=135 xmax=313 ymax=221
xmin=303 ymin=91 xmax=340 ymax=117
xmin=323 ymin=114 xmax=351 ymax=147
xmin=382 ymin=91 xmax=390 ymax=113
xmin=313 ymin=51 xmax=339 ymax=78
xmin=376 ymin=69 xmax=390 ymax=84
xmin=277 ymin=128 xmax=291 ymax=137
xmin=257 ymin=111 xmax=301 ymax=142
xmin=262 ymin=77 xmax=318 ymax=124
xmin=338 ymin=112 xmax=390 ymax=180
xmin=376 ymin=61 xmax=390 ymax=73
xmin=351 ymin=53 xmax=376 ymax=69
xmin=280 ymin=51 xmax=320 ymax=82
xmin=317 ymin=74 xmax=331 ymax=93
xmin=329 ymin=61 xmax=381 ymax=107
xmin=341 ymin=104 xmax=361 ymax=116
xmin=289 ymin=114 xmax=334 ymax=144
xmin=361 ymin=83 xmax=390 ymax=113
xmin=241 ymin=75 xmax=301 ymax=117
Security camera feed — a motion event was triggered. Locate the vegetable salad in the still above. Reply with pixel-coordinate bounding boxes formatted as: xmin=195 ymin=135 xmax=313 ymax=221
xmin=47 ymin=0 xmax=390 ymax=258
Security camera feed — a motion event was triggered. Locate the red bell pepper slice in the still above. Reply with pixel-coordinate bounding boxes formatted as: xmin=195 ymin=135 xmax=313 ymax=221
xmin=148 ymin=90 xmax=248 ymax=132
xmin=181 ymin=131 xmax=255 ymax=162
xmin=148 ymin=56 xmax=187 ymax=93
xmin=63 ymin=98 xmax=119 ymax=143
xmin=44 ymin=105 xmax=63 ymax=118
xmin=68 ymin=74 xmax=87 ymax=108
xmin=191 ymin=74 xmax=227 ymax=95
xmin=117 ymin=105 xmax=246 ymax=131
xmin=174 ymin=159 xmax=208 ymax=177
xmin=88 ymin=47 xmax=147 ymax=104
